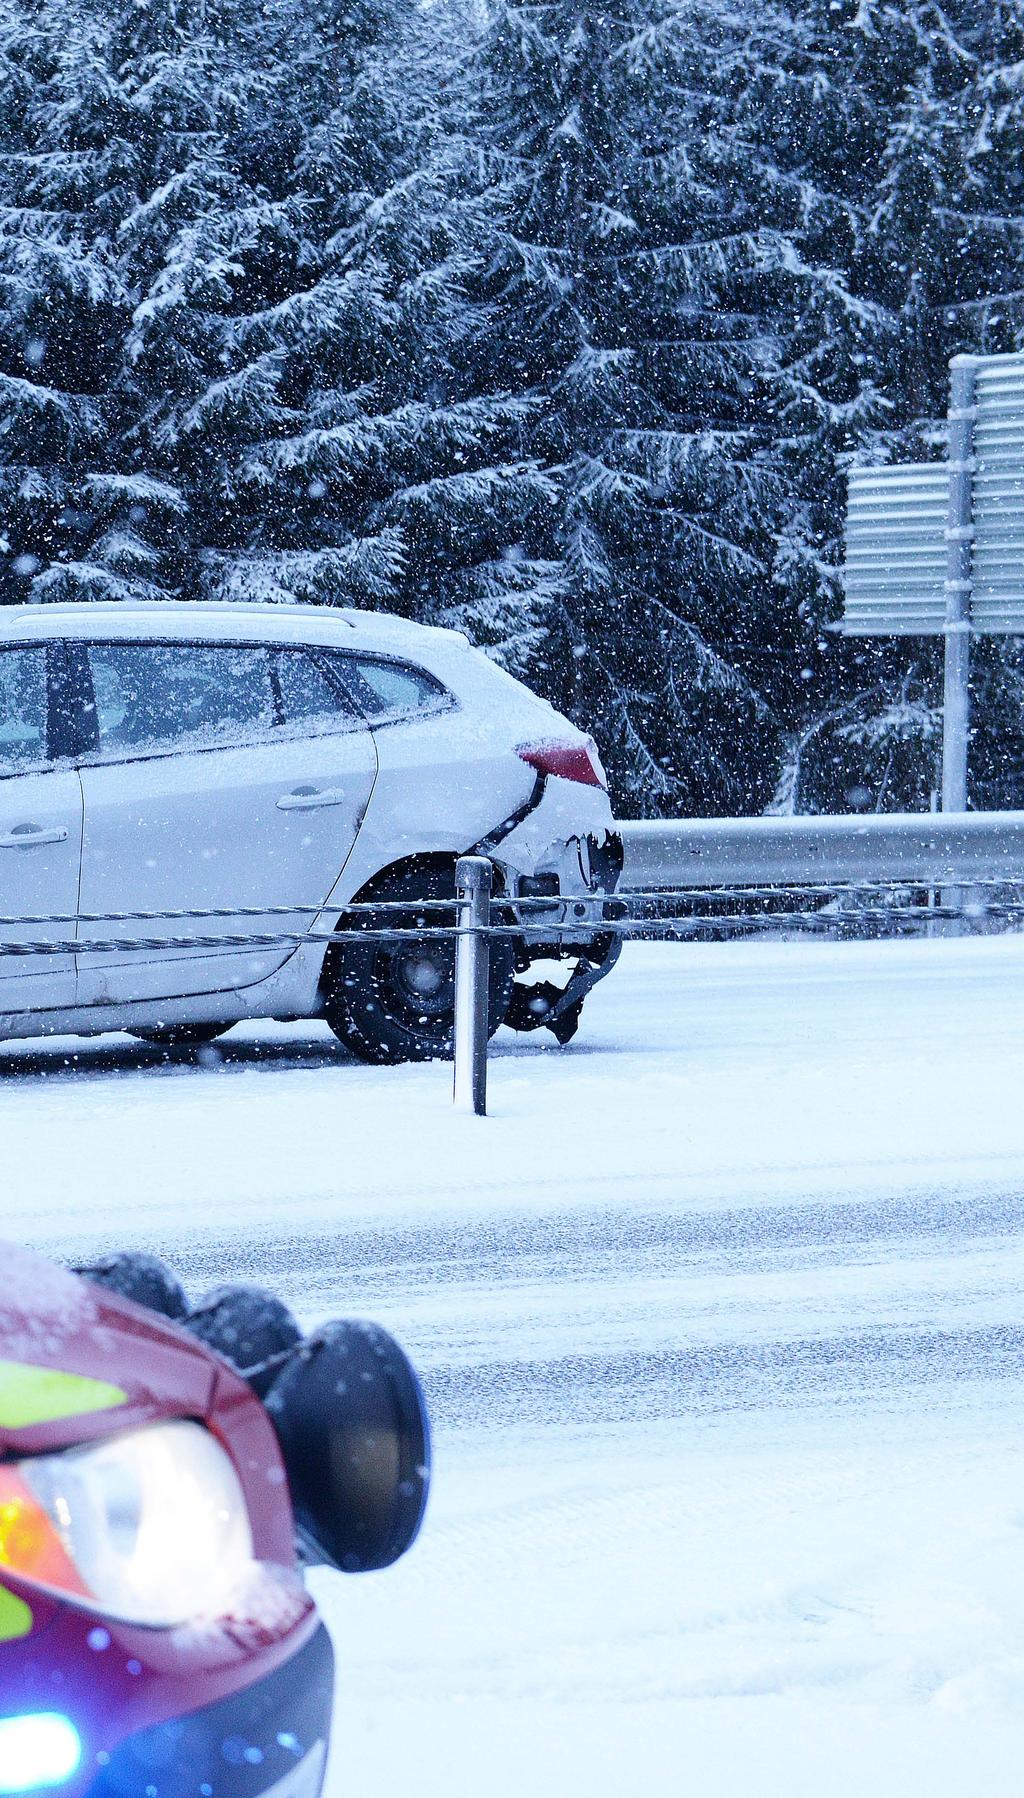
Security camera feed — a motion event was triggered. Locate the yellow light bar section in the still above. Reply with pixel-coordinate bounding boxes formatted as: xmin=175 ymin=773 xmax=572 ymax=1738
xmin=0 ymin=1586 xmax=33 ymax=1642
xmin=0 ymin=1361 xmax=127 ymax=1431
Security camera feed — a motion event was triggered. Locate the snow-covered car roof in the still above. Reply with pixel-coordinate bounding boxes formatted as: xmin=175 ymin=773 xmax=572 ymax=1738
xmin=0 ymin=600 xmax=472 ymax=664
xmin=0 ymin=600 xmax=567 ymax=729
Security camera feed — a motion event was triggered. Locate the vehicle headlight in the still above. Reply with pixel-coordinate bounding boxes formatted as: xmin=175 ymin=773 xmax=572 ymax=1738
xmin=0 ymin=1420 xmax=254 ymax=1627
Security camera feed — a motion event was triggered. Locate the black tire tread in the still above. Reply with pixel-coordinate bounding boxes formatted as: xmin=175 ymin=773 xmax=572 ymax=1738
xmin=323 ymin=862 xmax=513 ymax=1066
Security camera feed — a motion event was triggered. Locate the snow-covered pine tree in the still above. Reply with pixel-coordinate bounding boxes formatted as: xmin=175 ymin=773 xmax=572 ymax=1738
xmin=0 ymin=0 xmax=127 ymax=605
xmin=752 ymin=0 xmax=1024 ymax=811
xmin=451 ymin=0 xmax=1024 ymax=816
xmin=210 ymin=0 xmax=551 ymax=632
xmin=448 ymin=0 xmax=829 ymax=816
xmin=0 ymin=0 xmax=286 ymax=606
xmin=0 ymin=0 xmax=546 ymax=625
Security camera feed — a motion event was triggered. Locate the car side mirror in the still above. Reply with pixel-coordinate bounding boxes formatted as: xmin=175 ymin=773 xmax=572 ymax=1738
xmin=265 ymin=1320 xmax=430 ymax=1573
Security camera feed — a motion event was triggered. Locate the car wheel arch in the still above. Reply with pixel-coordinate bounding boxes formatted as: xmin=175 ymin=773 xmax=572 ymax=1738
xmin=316 ymin=853 xmax=516 ymax=1063
xmin=317 ymin=850 xmax=510 ymax=998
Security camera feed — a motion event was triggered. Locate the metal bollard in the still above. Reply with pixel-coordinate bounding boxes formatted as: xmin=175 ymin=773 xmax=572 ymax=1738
xmin=453 ymin=855 xmax=492 ymax=1115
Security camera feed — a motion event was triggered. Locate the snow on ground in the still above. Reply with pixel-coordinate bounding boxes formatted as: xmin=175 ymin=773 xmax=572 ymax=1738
xmin=6 ymin=934 xmax=1024 ymax=1794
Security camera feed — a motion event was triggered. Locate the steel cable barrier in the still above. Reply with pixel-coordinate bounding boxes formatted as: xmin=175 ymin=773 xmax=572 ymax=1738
xmin=2 ymin=809 xmax=1023 ymax=1111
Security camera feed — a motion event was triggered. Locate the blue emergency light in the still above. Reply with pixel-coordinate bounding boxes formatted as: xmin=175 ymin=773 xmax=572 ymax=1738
xmin=0 ymin=1713 xmax=82 ymax=1793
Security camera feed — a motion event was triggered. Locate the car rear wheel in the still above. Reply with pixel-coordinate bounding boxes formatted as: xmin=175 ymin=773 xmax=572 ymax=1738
xmin=323 ymin=862 xmax=514 ymax=1065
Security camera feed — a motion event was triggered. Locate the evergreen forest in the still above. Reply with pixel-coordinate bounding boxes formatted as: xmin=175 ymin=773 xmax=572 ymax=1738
xmin=3 ymin=0 xmax=1024 ymax=814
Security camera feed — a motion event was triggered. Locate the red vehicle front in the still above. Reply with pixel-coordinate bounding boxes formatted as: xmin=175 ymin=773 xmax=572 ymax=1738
xmin=0 ymin=1245 xmax=429 ymax=1798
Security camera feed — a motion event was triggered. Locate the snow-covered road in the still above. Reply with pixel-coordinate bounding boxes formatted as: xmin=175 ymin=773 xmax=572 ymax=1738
xmin=6 ymin=934 xmax=1024 ymax=1794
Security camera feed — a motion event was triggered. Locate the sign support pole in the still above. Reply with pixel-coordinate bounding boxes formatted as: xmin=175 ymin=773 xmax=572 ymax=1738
xmin=942 ymin=356 xmax=978 ymax=812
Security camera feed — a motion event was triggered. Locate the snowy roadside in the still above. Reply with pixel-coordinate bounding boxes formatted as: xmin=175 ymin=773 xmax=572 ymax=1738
xmin=317 ymin=1403 xmax=1024 ymax=1798
xmin=5 ymin=933 xmax=1024 ymax=1252
xmin=6 ymin=934 xmax=1024 ymax=1795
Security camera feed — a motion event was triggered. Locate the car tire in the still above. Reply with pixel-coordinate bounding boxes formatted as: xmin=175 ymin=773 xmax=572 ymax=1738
xmin=323 ymin=862 xmax=514 ymax=1065
xmin=130 ymin=1024 xmax=229 ymax=1049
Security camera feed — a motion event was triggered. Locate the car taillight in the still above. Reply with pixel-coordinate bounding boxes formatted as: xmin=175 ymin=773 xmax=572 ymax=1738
xmin=518 ymin=740 xmax=607 ymax=790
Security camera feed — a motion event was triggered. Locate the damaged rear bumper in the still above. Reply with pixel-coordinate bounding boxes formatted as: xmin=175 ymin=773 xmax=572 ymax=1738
xmin=501 ymin=826 xmax=625 ymax=1040
xmin=470 ymin=770 xmax=625 ymax=1039
xmin=503 ymin=925 xmax=622 ymax=1040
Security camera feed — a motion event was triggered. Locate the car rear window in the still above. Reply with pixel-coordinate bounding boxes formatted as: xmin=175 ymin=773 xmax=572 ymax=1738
xmin=0 ymin=647 xmax=48 ymax=775
xmin=333 ymin=653 xmax=450 ymax=721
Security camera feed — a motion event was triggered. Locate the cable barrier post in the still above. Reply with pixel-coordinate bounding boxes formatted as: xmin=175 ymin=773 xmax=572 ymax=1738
xmin=453 ymin=856 xmax=492 ymax=1116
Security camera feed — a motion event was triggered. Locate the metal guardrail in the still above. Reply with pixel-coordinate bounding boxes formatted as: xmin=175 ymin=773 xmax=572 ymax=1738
xmin=618 ymin=810 xmax=1024 ymax=889
xmin=454 ymin=813 xmax=1024 ymax=1112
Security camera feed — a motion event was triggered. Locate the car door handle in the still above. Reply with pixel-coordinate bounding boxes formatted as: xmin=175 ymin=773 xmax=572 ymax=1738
xmin=276 ymin=787 xmax=347 ymax=812
xmin=0 ymin=824 xmax=69 ymax=848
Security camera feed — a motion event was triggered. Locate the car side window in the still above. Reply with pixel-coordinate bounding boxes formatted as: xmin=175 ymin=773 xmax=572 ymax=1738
xmin=0 ymin=646 xmax=49 ymax=776
xmin=272 ymin=649 xmax=360 ymax=733
xmin=85 ymin=643 xmax=276 ymax=759
xmin=335 ymin=654 xmax=450 ymax=722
